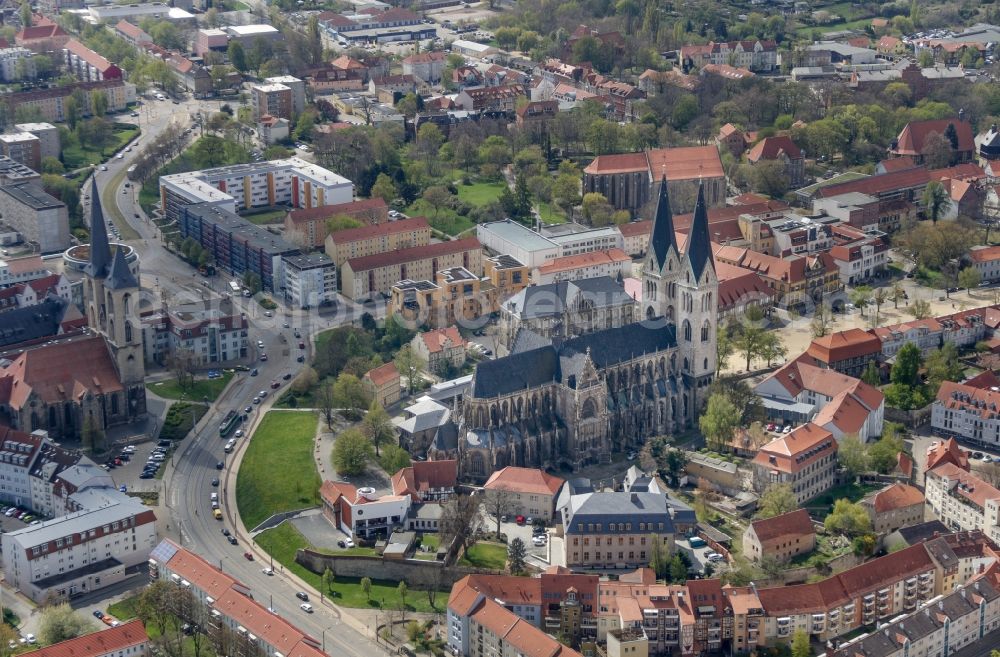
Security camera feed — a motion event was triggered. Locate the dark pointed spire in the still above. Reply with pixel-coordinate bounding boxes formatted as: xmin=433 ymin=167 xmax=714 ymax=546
xmin=683 ymin=183 xmax=714 ymax=281
xmin=86 ymin=177 xmax=111 ymax=278
xmin=104 ymin=243 xmax=138 ymax=291
xmin=648 ymin=175 xmax=677 ymax=269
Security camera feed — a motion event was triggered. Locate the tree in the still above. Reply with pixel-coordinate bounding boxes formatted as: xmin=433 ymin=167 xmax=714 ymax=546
xmin=422 ymin=186 xmax=452 ymax=220
xmin=838 ymin=434 xmax=869 ymax=477
xmin=322 ymin=567 xmax=335 ymax=594
xmin=750 ymin=160 xmax=788 ymax=197
xmin=370 ymin=173 xmax=397 ymax=203
xmin=228 ymin=40 xmax=248 ymax=72
xmin=484 ymin=484 xmax=515 ymax=536
xmin=850 ymin=285 xmax=873 ymax=317
xmin=333 ymin=372 xmax=369 ymax=418
xmin=734 ymin=323 xmax=765 ymax=371
xmin=868 ymin=429 xmax=905 ymax=474
xmin=669 ymin=553 xmax=688 ymax=583
xmin=890 ymin=342 xmax=922 ymax=387
xmin=758 ymin=332 xmax=787 ymax=367
xmin=791 ymin=629 xmax=811 ymax=657
xmin=716 ymin=329 xmax=733 ymax=373
xmin=925 ymin=343 xmax=963 ymax=391
xmin=19 ymin=1 xmax=30 ymax=28
xmin=811 ymin=303 xmax=834 ymax=338
xmin=708 ymin=376 xmax=764 ymax=425
xmin=362 ymin=400 xmax=394 ymax=456
xmin=581 ymin=192 xmax=614 ymax=226
xmin=648 ymin=533 xmax=670 ymax=578
xmin=242 ymin=271 xmax=262 ymax=294
xmin=90 ymin=90 xmax=108 ymax=117
xmin=699 ymin=393 xmax=739 ymax=451
xmin=508 ymin=538 xmax=527 ymax=574
xmin=39 ymin=603 xmax=88 ymax=645
xmin=331 ymin=427 xmax=373 ymax=475
xmin=361 ymin=577 xmax=372 ymax=601
xmin=662 ymin=448 xmax=688 ymax=487
xmin=922 ymin=180 xmax=950 ymax=224
xmin=394 ymin=344 xmax=424 ymax=395
xmin=397 ymin=581 xmax=408 ymax=609
xmin=920 ymin=131 xmax=953 ymax=169
xmin=909 ymin=298 xmax=932 ymax=319
xmin=439 ymin=494 xmax=482 ymax=551
xmin=824 ymin=499 xmax=872 ymax=536
xmin=756 ymin=483 xmax=797 ymax=518
xmin=293 ymin=366 xmax=318 ymax=395
xmin=958 ymin=266 xmax=981 ymax=291
xmin=871 ymin=288 xmax=890 ymax=327
xmin=317 ymin=379 xmax=335 ymax=429
xmin=379 ymin=444 xmax=411 ymax=474
xmin=64 ymin=95 xmax=80 ymax=131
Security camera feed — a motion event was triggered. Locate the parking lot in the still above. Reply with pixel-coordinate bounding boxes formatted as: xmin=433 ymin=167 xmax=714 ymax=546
xmin=103 ymin=440 xmax=171 ymax=493
xmin=481 ymin=513 xmax=552 ymax=564
xmin=677 ymin=537 xmax=728 ymax=575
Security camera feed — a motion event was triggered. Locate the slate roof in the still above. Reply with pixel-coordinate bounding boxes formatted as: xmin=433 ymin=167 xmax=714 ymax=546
xmin=564 ymin=491 xmax=674 ymax=535
xmin=503 ymin=276 xmax=633 ymax=319
xmin=0 ymin=297 xmax=72 ymax=348
xmin=85 ymin=177 xmax=111 ymax=278
xmin=103 ymin=243 xmax=137 ymax=290
xmin=649 ymin=175 xmax=677 ymax=270
xmin=683 ymin=184 xmax=714 ymax=281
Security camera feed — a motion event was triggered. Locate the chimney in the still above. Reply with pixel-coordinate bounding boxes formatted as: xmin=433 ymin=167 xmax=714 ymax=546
xmin=631 ymin=492 xmax=639 ymax=503
xmin=959 ymin=108 xmax=966 ymax=122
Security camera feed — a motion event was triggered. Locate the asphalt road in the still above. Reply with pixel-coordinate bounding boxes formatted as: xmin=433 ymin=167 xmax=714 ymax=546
xmin=99 ymin=94 xmax=390 ymax=657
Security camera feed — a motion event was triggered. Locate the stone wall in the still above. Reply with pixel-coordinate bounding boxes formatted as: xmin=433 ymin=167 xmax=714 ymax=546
xmin=296 ymin=549 xmax=498 ymax=590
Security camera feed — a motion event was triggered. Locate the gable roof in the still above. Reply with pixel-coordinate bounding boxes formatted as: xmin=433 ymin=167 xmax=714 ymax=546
xmin=806 ymin=328 xmax=882 ymax=364
xmin=419 ymin=327 xmax=465 ymax=354
xmin=864 ymin=483 xmax=924 ymax=513
xmin=747 ymin=135 xmax=802 ymax=163
xmin=752 ymin=423 xmax=836 ymax=474
xmin=485 ymin=466 xmax=565 ymax=496
xmin=0 ymin=335 xmax=123 ymax=409
xmin=925 ymin=436 xmax=970 ymax=471
xmin=391 ymin=459 xmax=458 ymax=499
xmin=895 ymin=118 xmax=975 ymax=156
xmin=20 ymin=620 xmax=149 ymax=657
xmin=329 ymin=216 xmax=428 ymax=243
xmin=748 ymin=509 xmax=814 ymax=543
xmin=364 ymin=361 xmax=398 ymax=387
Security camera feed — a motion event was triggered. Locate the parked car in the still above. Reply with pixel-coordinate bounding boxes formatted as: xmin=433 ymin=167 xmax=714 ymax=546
xmin=532 ymin=535 xmax=547 ymax=546
xmin=243 ymin=552 xmax=254 ymax=561
xmin=344 ymin=538 xmax=355 ymax=548
xmin=93 ymin=610 xmax=104 ymax=619
xmin=262 ymin=568 xmax=274 ymax=576
xmin=300 ymin=603 xmax=313 ymax=613
xmin=296 ymin=591 xmax=309 ymax=601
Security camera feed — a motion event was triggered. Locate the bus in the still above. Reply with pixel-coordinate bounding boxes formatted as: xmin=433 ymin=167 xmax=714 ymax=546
xmin=229 ymin=281 xmax=241 ymax=295
xmin=219 ymin=410 xmax=242 ymax=437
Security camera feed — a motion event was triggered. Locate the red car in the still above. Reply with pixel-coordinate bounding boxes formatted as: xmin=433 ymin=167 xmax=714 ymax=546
xmin=243 ymin=552 xmax=254 ymax=561
xmin=515 ymin=515 xmax=526 ymax=525
xmin=271 ymin=380 xmax=280 ymax=389
xmin=298 ymin=342 xmax=305 ymax=349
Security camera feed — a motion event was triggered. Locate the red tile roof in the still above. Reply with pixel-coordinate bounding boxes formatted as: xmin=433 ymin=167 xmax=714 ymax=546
xmin=364 ymin=361 xmax=399 ymax=387
xmin=806 ymin=328 xmax=882 ymax=365
xmin=747 ymin=135 xmax=803 ymax=163
xmin=925 ymin=436 xmax=970 ymax=471
xmin=894 ymin=118 xmax=975 ymax=157
xmin=536 ymin=248 xmax=630 ymax=276
xmin=328 ymin=216 xmax=428 ymax=243
xmin=484 ymin=466 xmax=565 ymax=496
xmin=618 ymin=220 xmax=652 ymax=237
xmin=115 ymin=20 xmax=149 ymax=42
xmin=748 ymin=509 xmax=814 ymax=543
xmin=817 ymin=167 xmax=930 ymax=199
xmin=419 ymin=326 xmax=465 ymax=354
xmin=20 ymin=620 xmax=149 ymax=657
xmin=0 ymin=335 xmax=124 ymax=409
xmin=752 ymin=422 xmax=836 ymax=474
xmin=18 ymin=24 xmax=67 ymax=40
xmin=346 ymin=237 xmax=480 ymax=272
xmin=402 ymin=51 xmax=447 ymax=65
xmin=161 ymin=539 xmax=245 ymax=599
xmin=927 ymin=462 xmax=1000 ymax=509
xmin=867 ymin=483 xmax=924 ymax=513
xmin=287 ymin=198 xmax=387 ymax=224
xmin=584 ymin=146 xmax=724 ymax=180
xmin=5 ymin=255 xmax=44 ymax=275
xmin=391 ymin=459 xmax=458 ymax=499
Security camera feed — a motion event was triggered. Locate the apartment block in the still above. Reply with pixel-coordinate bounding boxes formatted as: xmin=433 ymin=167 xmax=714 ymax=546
xmin=483 ymin=254 xmax=529 ymax=301
xmin=251 ymin=82 xmax=292 ymax=120
xmin=924 ymin=463 xmax=1000 ymax=544
xmin=0 ymin=182 xmax=69 ymax=253
xmin=160 ymin=158 xmax=353 ymax=224
xmin=323 ymin=216 xmax=430 ymax=267
xmin=283 ymin=198 xmax=389 ymax=249
xmin=0 ymin=132 xmax=40 ymax=171
xmin=390 ymin=266 xmax=500 ymax=330
xmin=280 ymin=252 xmax=337 ymax=309
xmin=341 ymin=237 xmax=482 ymax=301
xmin=933 ymin=381 xmax=1000 ymax=448
xmin=263 ymin=76 xmax=305 ymax=117
xmin=0 ymin=47 xmax=35 ymax=82
xmin=63 ymin=39 xmax=123 ymax=82
xmin=2 ymin=80 xmax=132 ymax=123
xmin=14 ymin=123 xmax=59 ymax=161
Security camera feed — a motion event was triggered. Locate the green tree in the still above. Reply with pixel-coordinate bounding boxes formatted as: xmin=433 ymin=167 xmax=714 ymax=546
xmin=40 ymin=156 xmax=63 ymax=174
xmin=925 ymin=343 xmax=964 ymax=391
xmin=362 ymin=400 xmax=394 ymax=456
xmin=90 ymin=90 xmax=108 ymax=118
xmin=850 ymin=285 xmax=873 ymax=317
xmin=890 ymin=342 xmax=922 ymax=387
xmin=921 ymin=180 xmax=949 ymax=224
xmin=322 ymin=567 xmax=335 ymax=594
xmin=581 ymin=192 xmax=614 ymax=226
xmin=825 ymin=499 xmax=872 ymax=536
xmin=791 ymin=629 xmax=811 ymax=657
xmin=333 ymin=372 xmax=369 ymax=417
xmin=699 ymin=393 xmax=739 ymax=451
xmin=397 ymin=580 xmax=408 ymax=609
xmin=331 ymin=427 xmax=373 ymax=475
xmin=242 ymin=271 xmax=262 ymax=294
xmin=909 ymin=298 xmax=932 ymax=319
xmin=868 ymin=431 xmax=905 ymax=473
xmin=758 ymin=331 xmax=787 ymax=367
xmin=370 ymin=173 xmax=397 ymax=203
xmin=756 ymin=483 xmax=797 ymax=519
xmin=39 ymin=603 xmax=88 ymax=645
xmin=648 ymin=533 xmax=670 ymax=578
xmin=361 ymin=576 xmax=372 ymax=601
xmin=379 ymin=444 xmax=411 ymax=474
xmin=669 ymin=553 xmax=688 ymax=583
xmin=19 ymin=1 xmax=30 ymax=28
xmin=734 ymin=323 xmax=765 ymax=371
xmin=838 ymin=434 xmax=869 ymax=477
xmin=228 ymin=40 xmax=248 ymax=73
xmin=64 ymin=95 xmax=79 ymax=131
xmin=958 ymin=266 xmax=981 ymax=291
xmin=394 ymin=344 xmax=424 ymax=395
xmin=508 ymin=538 xmax=527 ymax=574
xmin=861 ymin=361 xmax=881 ymax=387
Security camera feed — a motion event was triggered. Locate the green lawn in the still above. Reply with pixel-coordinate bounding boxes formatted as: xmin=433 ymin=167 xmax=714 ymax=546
xmin=806 ymin=483 xmax=880 ymax=513
xmin=537 ymin=202 xmax=566 ymax=225
xmin=63 ymin=124 xmax=140 ymax=170
xmin=456 ymin=180 xmax=507 ymax=206
xmin=458 ymin=542 xmax=507 ymax=570
xmin=236 ymin=411 xmax=321 ymax=530
xmin=158 ymin=402 xmax=208 ymax=443
xmin=242 ymin=208 xmax=288 ymax=225
xmin=100 ymin=167 xmax=140 ymax=241
xmin=255 ymin=523 xmax=446 ymax=611
xmin=406 ymin=198 xmax=475 ymax=236
xmin=108 ymin=595 xmax=216 ymax=657
xmin=148 ymin=372 xmax=234 ymax=402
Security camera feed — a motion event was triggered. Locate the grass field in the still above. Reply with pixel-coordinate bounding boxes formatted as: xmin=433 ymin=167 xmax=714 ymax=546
xmin=806 ymin=482 xmax=881 ymax=514
xmin=148 ymin=372 xmax=234 ymax=402
xmin=255 ymin=523 xmax=446 ymax=611
xmin=63 ymin=124 xmax=140 ymax=170
xmin=236 ymin=411 xmax=321 ymax=529
xmin=458 ymin=542 xmax=507 ymax=570
xmin=537 ymin=202 xmax=566 ymax=225
xmin=100 ymin=167 xmax=140 ymax=241
xmin=456 ymin=180 xmax=506 ymax=206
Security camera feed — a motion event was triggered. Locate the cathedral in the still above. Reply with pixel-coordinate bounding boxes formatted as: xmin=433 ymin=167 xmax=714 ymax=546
xmin=0 ymin=178 xmax=146 ymax=439
xmin=436 ymin=178 xmax=718 ymax=482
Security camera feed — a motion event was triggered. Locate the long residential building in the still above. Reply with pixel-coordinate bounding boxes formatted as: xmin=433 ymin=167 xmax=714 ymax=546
xmin=147 ymin=539 xmax=331 ymax=657
xmin=0 ymin=182 xmax=69 ymax=253
xmin=752 ymin=422 xmax=838 ymax=504
xmin=140 ymin=300 xmax=248 ymax=367
xmin=20 ymin=620 xmax=150 ymax=657
xmin=341 ymin=237 xmax=482 ymax=301
xmin=283 ymin=198 xmax=388 ymax=249
xmin=159 ymin=158 xmax=353 ymax=224
xmin=2 ymin=79 xmax=132 ymax=123
xmin=445 ymin=531 xmax=1000 ymax=657
xmin=933 ymin=380 xmax=1000 ymax=448
xmin=62 ymin=39 xmax=122 ymax=82
xmin=323 ymin=216 xmax=430 ymax=267
xmin=925 ymin=462 xmax=1000 ymax=544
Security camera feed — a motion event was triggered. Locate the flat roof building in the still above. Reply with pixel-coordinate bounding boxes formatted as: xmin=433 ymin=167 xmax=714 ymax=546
xmin=280 ymin=252 xmax=337 ymax=309
xmin=476 ymin=220 xmax=560 ymax=270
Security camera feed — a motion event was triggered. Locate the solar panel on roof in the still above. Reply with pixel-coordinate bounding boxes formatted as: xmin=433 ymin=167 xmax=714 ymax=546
xmin=150 ymin=539 xmax=179 ymax=563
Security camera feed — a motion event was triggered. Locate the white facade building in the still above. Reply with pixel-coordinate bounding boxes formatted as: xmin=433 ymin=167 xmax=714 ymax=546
xmin=0 ymin=48 xmax=35 ymax=82
xmin=263 ymin=75 xmax=306 ymax=117
xmin=0 ymin=255 xmax=50 ymax=288
xmin=14 ymin=123 xmax=59 ymax=161
xmin=924 ymin=463 xmax=1000 ymax=545
xmin=140 ymin=302 xmax=249 ymax=367
xmin=476 ymin=220 xmax=560 ymax=270
xmin=933 ymin=381 xmax=1000 ymax=448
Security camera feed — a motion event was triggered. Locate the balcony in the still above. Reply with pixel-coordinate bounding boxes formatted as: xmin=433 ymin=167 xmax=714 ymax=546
xmin=777 ymin=617 xmax=791 ymax=626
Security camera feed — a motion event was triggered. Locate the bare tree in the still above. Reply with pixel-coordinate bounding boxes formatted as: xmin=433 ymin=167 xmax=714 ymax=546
xmin=483 ymin=484 xmax=515 ymax=536
xmin=317 ymin=378 xmax=335 ymax=429
xmin=440 ymin=494 xmax=482 ymax=551
xmin=167 ymin=347 xmax=197 ymax=391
